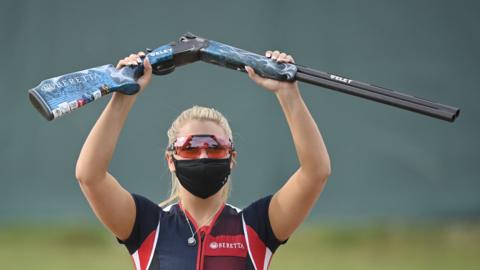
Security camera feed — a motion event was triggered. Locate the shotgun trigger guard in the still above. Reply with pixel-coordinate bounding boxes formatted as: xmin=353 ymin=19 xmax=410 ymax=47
xmin=152 ymin=60 xmax=175 ymax=75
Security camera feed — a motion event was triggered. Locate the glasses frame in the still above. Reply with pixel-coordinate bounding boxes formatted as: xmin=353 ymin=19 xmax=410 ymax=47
xmin=168 ymin=134 xmax=234 ymax=159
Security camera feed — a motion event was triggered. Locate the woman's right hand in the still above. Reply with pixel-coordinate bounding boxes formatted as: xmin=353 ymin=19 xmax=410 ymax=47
xmin=116 ymin=51 xmax=153 ymax=94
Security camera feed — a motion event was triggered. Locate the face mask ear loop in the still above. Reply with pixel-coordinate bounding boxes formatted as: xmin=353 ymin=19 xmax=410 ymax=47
xmin=170 ymin=153 xmax=179 ymax=171
xmin=223 ymin=155 xmax=232 ymax=184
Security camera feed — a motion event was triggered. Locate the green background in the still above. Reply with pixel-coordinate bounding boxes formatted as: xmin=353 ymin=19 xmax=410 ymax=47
xmin=0 ymin=0 xmax=479 ymax=269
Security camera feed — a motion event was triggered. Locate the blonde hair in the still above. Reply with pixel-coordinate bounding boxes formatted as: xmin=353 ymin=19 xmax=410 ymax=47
xmin=159 ymin=105 xmax=235 ymax=207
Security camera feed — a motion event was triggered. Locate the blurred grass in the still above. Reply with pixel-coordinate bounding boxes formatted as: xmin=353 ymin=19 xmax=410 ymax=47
xmin=0 ymin=222 xmax=479 ymax=269
xmin=272 ymin=222 xmax=480 ymax=270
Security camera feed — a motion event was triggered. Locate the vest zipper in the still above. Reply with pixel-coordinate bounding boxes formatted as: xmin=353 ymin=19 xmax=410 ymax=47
xmin=198 ymin=231 xmax=206 ymax=270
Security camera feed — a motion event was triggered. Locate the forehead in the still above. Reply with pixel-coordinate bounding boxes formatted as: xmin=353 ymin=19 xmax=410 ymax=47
xmin=177 ymin=119 xmax=228 ymax=138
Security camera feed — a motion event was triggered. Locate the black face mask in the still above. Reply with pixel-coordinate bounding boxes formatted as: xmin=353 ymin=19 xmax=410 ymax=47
xmin=173 ymin=156 xmax=231 ymax=199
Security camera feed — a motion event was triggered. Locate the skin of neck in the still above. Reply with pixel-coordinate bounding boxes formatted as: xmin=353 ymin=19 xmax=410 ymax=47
xmin=178 ymin=185 xmax=225 ymax=228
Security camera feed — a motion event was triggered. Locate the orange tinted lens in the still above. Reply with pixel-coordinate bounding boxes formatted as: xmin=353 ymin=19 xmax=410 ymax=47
xmin=176 ymin=147 xmax=229 ymax=159
xmin=206 ymin=148 xmax=229 ymax=158
xmin=176 ymin=148 xmax=202 ymax=158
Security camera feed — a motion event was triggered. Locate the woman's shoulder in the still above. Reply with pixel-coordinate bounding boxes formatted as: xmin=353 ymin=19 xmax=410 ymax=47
xmin=226 ymin=194 xmax=274 ymax=215
xmin=131 ymin=193 xmax=180 ymax=220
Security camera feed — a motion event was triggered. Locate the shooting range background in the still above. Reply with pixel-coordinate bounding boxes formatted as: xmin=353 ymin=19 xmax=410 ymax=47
xmin=1 ymin=0 xmax=479 ymax=223
xmin=1 ymin=1 xmax=479 ymax=269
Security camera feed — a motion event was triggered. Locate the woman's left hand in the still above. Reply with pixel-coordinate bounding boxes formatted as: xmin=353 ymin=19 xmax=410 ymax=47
xmin=245 ymin=50 xmax=299 ymax=94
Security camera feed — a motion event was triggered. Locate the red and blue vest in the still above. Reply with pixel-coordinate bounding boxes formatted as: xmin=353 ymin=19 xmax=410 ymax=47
xmin=118 ymin=194 xmax=288 ymax=270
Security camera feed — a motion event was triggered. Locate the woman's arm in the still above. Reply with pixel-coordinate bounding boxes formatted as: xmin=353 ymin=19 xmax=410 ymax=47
xmin=245 ymin=51 xmax=331 ymax=242
xmin=75 ymin=53 xmax=152 ymax=241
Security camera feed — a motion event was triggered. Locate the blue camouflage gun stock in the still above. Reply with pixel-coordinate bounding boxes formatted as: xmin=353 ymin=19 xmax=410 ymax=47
xmin=28 ymin=33 xmax=296 ymax=121
xmin=28 ymin=33 xmax=459 ymax=122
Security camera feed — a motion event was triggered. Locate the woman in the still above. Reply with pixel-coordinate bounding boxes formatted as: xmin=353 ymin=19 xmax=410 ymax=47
xmin=75 ymin=49 xmax=331 ymax=270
